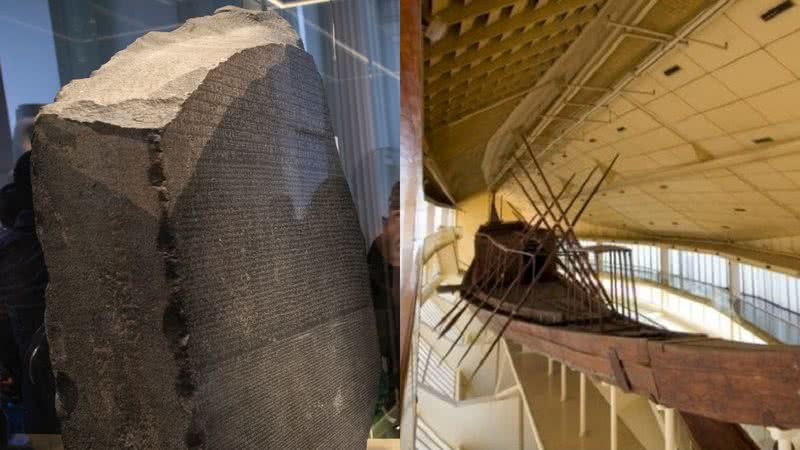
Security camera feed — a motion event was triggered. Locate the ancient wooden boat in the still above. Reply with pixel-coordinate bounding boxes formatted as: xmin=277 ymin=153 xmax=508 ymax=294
xmin=435 ymin=139 xmax=800 ymax=449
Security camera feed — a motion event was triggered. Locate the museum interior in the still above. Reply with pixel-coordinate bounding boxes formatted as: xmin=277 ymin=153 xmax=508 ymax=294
xmin=405 ymin=0 xmax=800 ymax=449
xmin=2 ymin=0 xmax=800 ymax=449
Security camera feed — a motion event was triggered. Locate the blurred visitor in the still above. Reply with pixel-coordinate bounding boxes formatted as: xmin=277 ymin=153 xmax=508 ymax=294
xmin=368 ymin=182 xmax=400 ymax=430
xmin=12 ymin=120 xmax=34 ymax=156
xmin=0 ymin=144 xmax=59 ymax=439
xmin=12 ymin=105 xmax=42 ymax=158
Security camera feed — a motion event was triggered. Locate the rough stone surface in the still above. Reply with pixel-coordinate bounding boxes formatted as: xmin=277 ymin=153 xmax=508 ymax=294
xmin=32 ymin=7 xmax=379 ymax=449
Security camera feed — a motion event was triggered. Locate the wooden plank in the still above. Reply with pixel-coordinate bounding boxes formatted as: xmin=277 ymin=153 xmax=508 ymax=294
xmin=607 ymin=348 xmax=632 ymax=392
xmin=650 ymin=339 xmax=800 ymax=378
xmin=399 ymin=0 xmax=423 ymax=407
xmin=475 ymin=304 xmax=800 ymax=427
xmin=507 ymin=316 xmax=655 ymax=366
xmin=680 ymin=412 xmax=760 ymax=450
xmin=490 ymin=312 xmax=800 ymax=426
xmin=649 ymin=340 xmax=800 ymax=428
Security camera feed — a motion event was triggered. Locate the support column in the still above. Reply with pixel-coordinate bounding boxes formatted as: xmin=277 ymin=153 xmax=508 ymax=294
xmin=560 ymin=363 xmax=567 ymax=402
xmin=659 ymin=245 xmax=669 ymax=286
xmin=729 ymin=259 xmax=740 ymax=340
xmin=399 ymin=0 xmax=423 ymax=411
xmin=664 ymin=407 xmax=675 ymax=450
xmin=596 ymin=242 xmax=604 ymax=274
xmin=729 ymin=259 xmax=740 ymax=299
xmin=579 ymin=372 xmax=587 ymax=436
xmin=610 ymin=385 xmax=618 ymax=450
xmin=548 ymin=357 xmax=553 ymax=376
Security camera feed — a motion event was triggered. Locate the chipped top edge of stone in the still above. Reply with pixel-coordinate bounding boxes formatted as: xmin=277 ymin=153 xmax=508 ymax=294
xmin=39 ymin=6 xmax=303 ymax=129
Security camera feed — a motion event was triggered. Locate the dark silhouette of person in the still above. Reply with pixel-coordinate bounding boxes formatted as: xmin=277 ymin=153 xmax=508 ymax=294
xmin=0 ymin=150 xmax=60 ymax=437
xmin=368 ymin=182 xmax=400 ymax=423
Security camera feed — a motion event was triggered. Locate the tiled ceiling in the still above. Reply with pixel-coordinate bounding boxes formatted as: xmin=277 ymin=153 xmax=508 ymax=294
xmin=493 ymin=0 xmax=800 ymax=262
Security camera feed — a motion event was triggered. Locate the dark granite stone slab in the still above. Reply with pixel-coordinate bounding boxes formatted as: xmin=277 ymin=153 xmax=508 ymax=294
xmin=32 ymin=7 xmax=378 ymax=449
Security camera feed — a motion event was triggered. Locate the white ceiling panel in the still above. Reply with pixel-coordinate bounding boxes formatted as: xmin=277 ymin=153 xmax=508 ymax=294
xmin=767 ymin=29 xmax=800 ymax=77
xmin=704 ymin=100 xmax=769 ymax=133
xmin=675 ymin=73 xmax=738 ymax=112
xmin=712 ymin=50 xmax=795 ymax=98
xmin=725 ymin=0 xmax=800 ymax=45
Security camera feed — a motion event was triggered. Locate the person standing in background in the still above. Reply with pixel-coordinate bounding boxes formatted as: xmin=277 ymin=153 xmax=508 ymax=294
xmin=0 ymin=147 xmax=59 ymax=437
xmin=368 ymin=182 xmax=401 ymax=432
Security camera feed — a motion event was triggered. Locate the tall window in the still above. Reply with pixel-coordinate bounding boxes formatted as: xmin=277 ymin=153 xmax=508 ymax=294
xmin=622 ymin=243 xmax=660 ymax=273
xmin=588 ymin=242 xmax=660 ymax=282
xmin=739 ymin=263 xmax=800 ymax=313
xmin=422 ymin=201 xmax=455 ymax=236
xmin=578 ymin=240 xmax=596 ymax=269
xmin=668 ymin=249 xmax=729 ymax=289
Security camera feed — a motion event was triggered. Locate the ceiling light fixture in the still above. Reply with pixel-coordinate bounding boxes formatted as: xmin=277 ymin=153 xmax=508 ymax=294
xmin=753 ymin=137 xmax=774 ymax=144
xmin=761 ymin=0 xmax=795 ymax=21
xmin=734 ymin=208 xmax=746 ymax=212
xmin=663 ymin=65 xmax=682 ymax=76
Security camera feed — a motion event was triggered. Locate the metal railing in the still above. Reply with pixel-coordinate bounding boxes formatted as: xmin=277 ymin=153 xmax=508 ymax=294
xmin=737 ymin=294 xmax=800 ymax=345
xmin=594 ymin=261 xmax=800 ymax=344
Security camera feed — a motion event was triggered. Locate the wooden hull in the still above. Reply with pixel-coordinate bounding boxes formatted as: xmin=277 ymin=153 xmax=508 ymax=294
xmin=681 ymin=412 xmax=759 ymax=450
xmin=473 ymin=306 xmax=800 ymax=429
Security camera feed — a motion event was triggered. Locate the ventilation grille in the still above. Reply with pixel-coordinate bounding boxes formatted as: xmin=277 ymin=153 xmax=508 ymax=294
xmin=761 ymin=0 xmax=795 ymax=21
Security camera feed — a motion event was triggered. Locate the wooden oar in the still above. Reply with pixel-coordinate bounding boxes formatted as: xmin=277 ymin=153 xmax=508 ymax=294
xmin=464 ymin=154 xmax=619 ymax=381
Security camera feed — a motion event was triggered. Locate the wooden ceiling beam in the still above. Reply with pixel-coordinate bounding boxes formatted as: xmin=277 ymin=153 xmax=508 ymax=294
xmin=432 ymin=76 xmax=534 ymax=115
xmin=428 ymin=74 xmax=549 ymax=127
xmin=430 ymin=55 xmax=554 ymax=108
xmin=426 ymin=8 xmax=595 ymax=78
xmin=430 ymin=90 xmax=526 ymax=129
xmin=429 ymin=91 xmax=528 ymax=133
xmin=427 ymin=51 xmax=557 ymax=104
xmin=425 ymin=30 xmax=576 ymax=95
xmin=432 ymin=0 xmax=521 ymax=25
xmin=429 ymin=0 xmax=598 ymax=58
xmin=428 ymin=62 xmax=551 ymax=112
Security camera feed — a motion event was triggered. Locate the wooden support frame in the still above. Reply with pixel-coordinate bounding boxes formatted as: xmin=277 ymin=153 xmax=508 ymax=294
xmin=399 ymin=0 xmax=423 ymax=409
